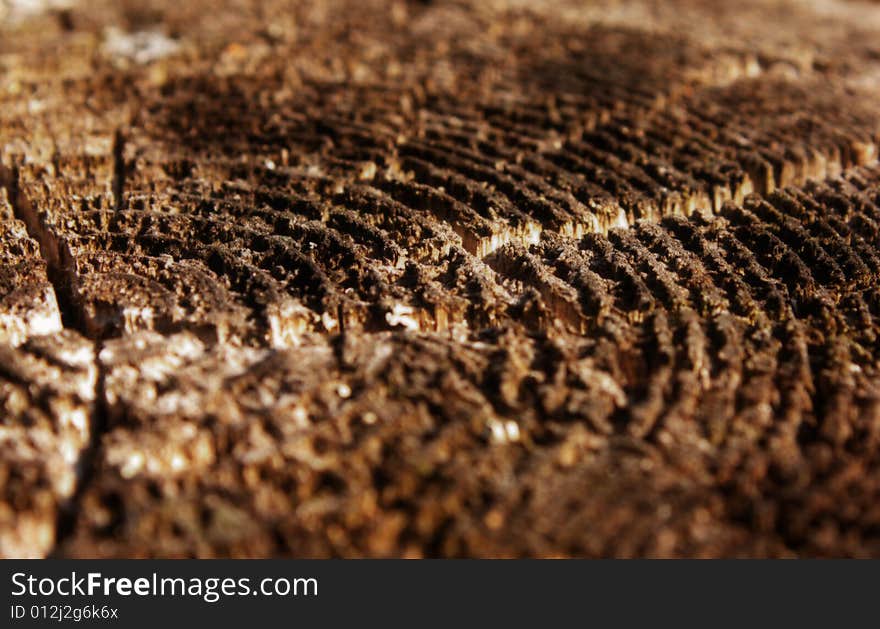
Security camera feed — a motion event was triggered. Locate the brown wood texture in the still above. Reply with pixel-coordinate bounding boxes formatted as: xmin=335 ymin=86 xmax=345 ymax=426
xmin=2 ymin=0 xmax=880 ymax=557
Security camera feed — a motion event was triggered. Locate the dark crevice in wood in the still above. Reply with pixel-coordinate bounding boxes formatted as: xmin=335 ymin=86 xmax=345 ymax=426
xmin=113 ymin=128 xmax=126 ymax=213
xmin=49 ymin=338 xmax=108 ymax=557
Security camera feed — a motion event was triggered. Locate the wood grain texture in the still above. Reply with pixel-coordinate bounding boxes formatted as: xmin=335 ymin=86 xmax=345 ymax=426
xmin=2 ymin=0 xmax=880 ymax=557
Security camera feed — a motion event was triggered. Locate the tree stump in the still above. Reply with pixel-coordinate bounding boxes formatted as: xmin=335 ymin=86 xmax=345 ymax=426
xmin=2 ymin=0 xmax=880 ymax=557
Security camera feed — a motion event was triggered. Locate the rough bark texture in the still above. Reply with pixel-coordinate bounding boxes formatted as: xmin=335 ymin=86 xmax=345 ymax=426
xmin=2 ymin=0 xmax=880 ymax=557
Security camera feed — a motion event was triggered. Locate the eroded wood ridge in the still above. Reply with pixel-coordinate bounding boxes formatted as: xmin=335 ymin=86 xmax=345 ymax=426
xmin=2 ymin=0 xmax=880 ymax=557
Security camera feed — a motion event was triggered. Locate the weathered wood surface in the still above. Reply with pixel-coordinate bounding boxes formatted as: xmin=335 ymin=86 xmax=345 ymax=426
xmin=2 ymin=0 xmax=880 ymax=557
